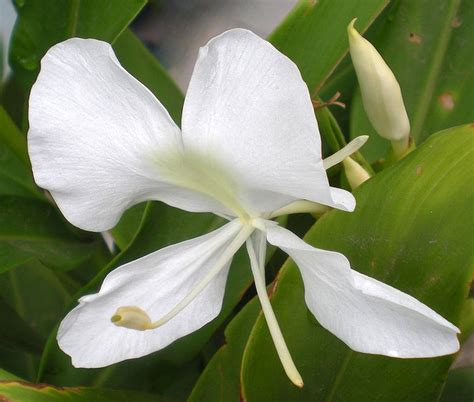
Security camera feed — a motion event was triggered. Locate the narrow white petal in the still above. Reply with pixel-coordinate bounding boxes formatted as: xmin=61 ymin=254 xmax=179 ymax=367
xmin=264 ymin=223 xmax=460 ymax=358
xmin=182 ymin=29 xmax=341 ymax=214
xmin=58 ymin=220 xmax=244 ymax=368
xmin=28 ymin=38 xmax=222 ymax=232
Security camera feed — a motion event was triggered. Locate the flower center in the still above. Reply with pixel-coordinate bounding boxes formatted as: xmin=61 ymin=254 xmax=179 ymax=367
xmin=154 ymin=149 xmax=252 ymax=220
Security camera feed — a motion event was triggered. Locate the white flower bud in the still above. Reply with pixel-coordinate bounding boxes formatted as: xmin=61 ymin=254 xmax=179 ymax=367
xmin=348 ymin=19 xmax=410 ymax=156
xmin=343 ymin=157 xmax=371 ymax=189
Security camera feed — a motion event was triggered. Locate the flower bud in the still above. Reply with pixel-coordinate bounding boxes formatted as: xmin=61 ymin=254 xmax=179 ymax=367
xmin=111 ymin=306 xmax=152 ymax=331
xmin=343 ymin=157 xmax=371 ymax=189
xmin=348 ymin=19 xmax=410 ymax=157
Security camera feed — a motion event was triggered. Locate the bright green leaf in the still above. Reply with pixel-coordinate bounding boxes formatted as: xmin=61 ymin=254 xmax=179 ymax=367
xmin=241 ymin=125 xmax=474 ymax=401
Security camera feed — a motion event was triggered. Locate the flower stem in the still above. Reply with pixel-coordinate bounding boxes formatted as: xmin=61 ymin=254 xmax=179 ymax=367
xmin=246 ymin=239 xmax=304 ymax=388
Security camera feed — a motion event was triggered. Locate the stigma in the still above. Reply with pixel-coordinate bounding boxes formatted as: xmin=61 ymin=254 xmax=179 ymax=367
xmin=111 ymin=306 xmax=153 ymax=331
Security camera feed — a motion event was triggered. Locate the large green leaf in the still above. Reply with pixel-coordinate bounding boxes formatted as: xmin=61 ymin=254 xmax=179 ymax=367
xmin=240 ymin=125 xmax=474 ymax=401
xmin=9 ymin=0 xmax=146 ymax=87
xmin=0 ymin=380 xmax=165 ymax=402
xmin=0 ymin=196 xmax=105 ymax=273
xmin=350 ymin=0 xmax=473 ymax=162
xmin=269 ymin=0 xmax=388 ymax=93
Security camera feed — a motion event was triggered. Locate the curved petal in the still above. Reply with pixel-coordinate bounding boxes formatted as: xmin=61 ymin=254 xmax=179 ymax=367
xmin=58 ymin=219 xmax=243 ymax=368
xmin=265 ymin=223 xmax=460 ymax=358
xmin=182 ymin=29 xmax=341 ymax=214
xmin=28 ymin=38 xmax=223 ymax=232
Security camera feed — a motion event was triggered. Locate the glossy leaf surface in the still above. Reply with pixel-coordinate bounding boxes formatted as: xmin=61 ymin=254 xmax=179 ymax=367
xmin=241 ymin=125 xmax=474 ymax=401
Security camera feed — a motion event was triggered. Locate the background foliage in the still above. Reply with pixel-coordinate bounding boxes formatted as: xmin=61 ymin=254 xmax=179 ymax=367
xmin=0 ymin=0 xmax=472 ymax=401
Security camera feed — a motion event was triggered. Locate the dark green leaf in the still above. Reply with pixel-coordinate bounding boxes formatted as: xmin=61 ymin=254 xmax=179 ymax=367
xmin=241 ymin=125 xmax=474 ymax=401
xmin=0 ymin=295 xmax=44 ymax=355
xmin=0 ymin=196 xmax=105 ymax=273
xmin=439 ymin=367 xmax=474 ymax=402
xmin=0 ymin=107 xmax=39 ymax=198
xmin=188 ymin=297 xmax=261 ymax=402
xmin=10 ymin=0 xmax=147 ymax=87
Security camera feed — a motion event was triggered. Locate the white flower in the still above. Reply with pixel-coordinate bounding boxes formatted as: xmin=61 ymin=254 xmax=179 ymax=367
xmin=28 ymin=29 xmax=459 ymax=386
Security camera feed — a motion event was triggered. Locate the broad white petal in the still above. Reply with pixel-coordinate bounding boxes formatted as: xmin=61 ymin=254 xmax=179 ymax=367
xmin=265 ymin=223 xmax=460 ymax=358
xmin=57 ymin=220 xmax=243 ymax=368
xmin=28 ymin=38 xmax=223 ymax=232
xmin=182 ymin=29 xmax=342 ymax=214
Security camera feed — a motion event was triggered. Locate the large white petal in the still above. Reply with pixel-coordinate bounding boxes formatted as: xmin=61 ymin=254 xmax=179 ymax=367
xmin=57 ymin=219 xmax=243 ymax=368
xmin=28 ymin=38 xmax=224 ymax=232
xmin=182 ymin=29 xmax=345 ymax=215
xmin=265 ymin=223 xmax=460 ymax=358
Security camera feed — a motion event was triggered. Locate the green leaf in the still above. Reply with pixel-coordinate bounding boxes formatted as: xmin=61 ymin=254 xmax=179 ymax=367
xmin=0 ymin=106 xmax=29 ymax=166
xmin=241 ymin=125 xmax=474 ymax=401
xmin=0 ymin=107 xmax=39 ymax=198
xmin=0 ymin=368 xmax=22 ymax=381
xmin=459 ymin=299 xmax=474 ymax=342
xmin=0 ymin=196 xmax=105 ymax=273
xmin=350 ymin=0 xmax=473 ymax=162
xmin=0 ymin=295 xmax=44 ymax=355
xmin=0 ymin=380 xmax=166 ymax=402
xmin=0 ymin=259 xmax=82 ymax=380
xmin=269 ymin=0 xmax=389 ymax=93
xmin=188 ymin=297 xmax=261 ymax=402
xmin=10 ymin=0 xmax=147 ymax=87
xmin=0 ymin=260 xmax=79 ymax=338
xmin=439 ymin=367 xmax=474 ymax=402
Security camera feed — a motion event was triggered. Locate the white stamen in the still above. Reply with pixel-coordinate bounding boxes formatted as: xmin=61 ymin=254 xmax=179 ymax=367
xmin=246 ymin=239 xmax=304 ymax=388
xmin=268 ymin=200 xmax=329 ymax=219
xmin=323 ymin=135 xmax=369 ymax=170
xmin=112 ymin=224 xmax=255 ymax=331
